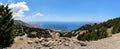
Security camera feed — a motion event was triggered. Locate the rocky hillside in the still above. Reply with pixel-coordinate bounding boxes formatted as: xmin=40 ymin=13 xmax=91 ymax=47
xmin=14 ymin=20 xmax=54 ymax=38
xmin=60 ymin=17 xmax=120 ymax=41
xmin=76 ymin=17 xmax=120 ymax=41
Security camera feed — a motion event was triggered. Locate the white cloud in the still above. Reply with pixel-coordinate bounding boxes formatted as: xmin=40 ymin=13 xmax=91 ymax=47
xmin=21 ymin=13 xmax=44 ymax=22
xmin=9 ymin=2 xmax=29 ymax=19
xmin=34 ymin=13 xmax=44 ymax=16
xmin=0 ymin=3 xmax=3 ymax=5
xmin=7 ymin=1 xmax=44 ymax=22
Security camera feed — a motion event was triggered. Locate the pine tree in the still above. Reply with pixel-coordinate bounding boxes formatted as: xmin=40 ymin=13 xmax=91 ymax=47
xmin=0 ymin=5 xmax=15 ymax=47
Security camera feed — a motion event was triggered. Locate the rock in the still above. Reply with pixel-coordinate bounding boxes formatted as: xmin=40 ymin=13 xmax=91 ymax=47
xmin=59 ymin=40 xmax=62 ymax=42
xmin=56 ymin=33 xmax=60 ymax=36
xmin=19 ymin=48 xmax=22 ymax=49
xmin=41 ymin=42 xmax=50 ymax=47
xmin=39 ymin=38 xmax=43 ymax=43
xmin=19 ymin=38 xmax=23 ymax=40
xmin=36 ymin=47 xmax=41 ymax=49
xmin=79 ymin=41 xmax=87 ymax=46
xmin=31 ymin=32 xmax=37 ymax=35
xmin=35 ymin=40 xmax=39 ymax=44
xmin=55 ymin=40 xmax=57 ymax=41
xmin=39 ymin=40 xmax=42 ymax=43
xmin=27 ymin=40 xmax=33 ymax=44
xmin=49 ymin=48 xmax=52 ymax=49
xmin=108 ymin=34 xmax=112 ymax=37
xmin=58 ymin=42 xmax=62 ymax=45
xmin=44 ymin=39 xmax=49 ymax=42
xmin=58 ymin=39 xmax=61 ymax=42
xmin=64 ymin=42 xmax=69 ymax=46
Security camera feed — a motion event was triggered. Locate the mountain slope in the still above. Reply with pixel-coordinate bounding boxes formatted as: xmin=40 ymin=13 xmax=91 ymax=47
xmin=14 ymin=20 xmax=30 ymax=27
xmin=14 ymin=20 xmax=40 ymax=28
xmin=76 ymin=17 xmax=120 ymax=41
xmin=60 ymin=17 xmax=120 ymax=41
xmin=14 ymin=20 xmax=52 ymax=38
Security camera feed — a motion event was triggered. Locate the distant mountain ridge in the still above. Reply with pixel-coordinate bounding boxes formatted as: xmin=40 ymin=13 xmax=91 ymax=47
xmin=14 ymin=20 xmax=40 ymax=28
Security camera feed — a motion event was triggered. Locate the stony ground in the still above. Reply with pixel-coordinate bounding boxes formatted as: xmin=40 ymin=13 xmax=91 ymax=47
xmin=7 ymin=34 xmax=83 ymax=49
xmin=6 ymin=33 xmax=120 ymax=49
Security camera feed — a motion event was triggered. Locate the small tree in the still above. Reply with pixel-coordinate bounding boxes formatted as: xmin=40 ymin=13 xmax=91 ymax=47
xmin=0 ymin=5 xmax=15 ymax=47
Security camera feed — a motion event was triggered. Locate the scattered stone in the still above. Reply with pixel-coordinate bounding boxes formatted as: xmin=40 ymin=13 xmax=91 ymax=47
xmin=79 ymin=41 xmax=87 ymax=46
xmin=19 ymin=38 xmax=23 ymax=40
xmin=64 ymin=42 xmax=69 ymax=46
xmin=59 ymin=40 xmax=62 ymax=42
xmin=39 ymin=40 xmax=42 ymax=43
xmin=44 ymin=39 xmax=49 ymax=42
xmin=58 ymin=42 xmax=62 ymax=45
xmin=108 ymin=34 xmax=112 ymax=37
xmin=36 ymin=47 xmax=41 ymax=49
xmin=35 ymin=40 xmax=39 ymax=44
xmin=41 ymin=42 xmax=50 ymax=47
xmin=49 ymin=48 xmax=52 ymax=49
xmin=31 ymin=32 xmax=37 ymax=35
xmin=19 ymin=48 xmax=22 ymax=49
xmin=27 ymin=40 xmax=33 ymax=44
xmin=55 ymin=40 xmax=57 ymax=41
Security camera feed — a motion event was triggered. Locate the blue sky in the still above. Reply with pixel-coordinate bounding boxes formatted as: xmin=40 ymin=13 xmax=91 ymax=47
xmin=0 ymin=0 xmax=120 ymax=22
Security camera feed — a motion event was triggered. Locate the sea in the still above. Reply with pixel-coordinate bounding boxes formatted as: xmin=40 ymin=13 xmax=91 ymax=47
xmin=28 ymin=22 xmax=96 ymax=31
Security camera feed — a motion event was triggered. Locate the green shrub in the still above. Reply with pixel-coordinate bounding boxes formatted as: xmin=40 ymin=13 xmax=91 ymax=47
xmin=0 ymin=5 xmax=15 ymax=47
